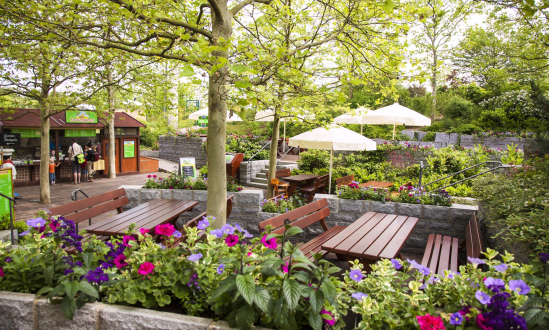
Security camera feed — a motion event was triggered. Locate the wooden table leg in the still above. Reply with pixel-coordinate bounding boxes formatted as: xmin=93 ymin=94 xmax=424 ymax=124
xmin=360 ymin=258 xmax=378 ymax=273
xmin=287 ymin=182 xmax=299 ymax=196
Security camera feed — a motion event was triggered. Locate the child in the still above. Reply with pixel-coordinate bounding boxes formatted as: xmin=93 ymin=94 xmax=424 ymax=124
xmin=49 ymin=158 xmax=58 ymax=185
xmin=81 ymin=159 xmax=88 ymax=182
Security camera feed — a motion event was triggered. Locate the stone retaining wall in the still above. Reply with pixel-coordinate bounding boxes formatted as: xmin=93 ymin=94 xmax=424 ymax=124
xmin=240 ymin=160 xmax=270 ymax=185
xmin=140 ymin=150 xmax=160 ymax=158
xmin=159 ymin=136 xmax=207 ymax=169
xmin=0 ymin=291 xmax=269 ymax=330
xmin=122 ymin=186 xmax=477 ymax=256
xmin=0 ymin=230 xmax=17 ymax=244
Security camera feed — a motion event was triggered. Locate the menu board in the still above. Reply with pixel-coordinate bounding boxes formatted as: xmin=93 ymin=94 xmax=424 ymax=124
xmin=66 ymin=111 xmax=98 ymax=124
xmin=179 ymin=157 xmax=197 ymax=178
xmin=123 ymin=141 xmax=135 ymax=158
xmin=11 ymin=128 xmax=40 ymax=138
xmin=0 ymin=169 xmax=14 ymax=217
xmin=65 ymin=129 xmax=96 ymax=137
xmin=0 ymin=133 xmax=21 ymax=146
xmin=225 ymin=153 xmax=235 ymax=164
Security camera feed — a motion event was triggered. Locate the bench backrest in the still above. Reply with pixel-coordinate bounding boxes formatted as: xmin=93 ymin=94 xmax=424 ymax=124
xmin=317 ymin=174 xmax=329 ymax=186
xmin=336 ymin=175 xmax=355 ymax=187
xmin=465 ymin=212 xmax=483 ymax=259
xmin=266 ymin=168 xmax=292 ymax=179
xmin=48 ymin=188 xmax=129 ymax=224
xmin=258 ymin=198 xmax=330 ymax=235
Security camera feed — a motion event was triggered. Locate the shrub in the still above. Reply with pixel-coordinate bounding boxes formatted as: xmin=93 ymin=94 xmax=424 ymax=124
xmin=226 ymin=136 xmax=269 ymax=161
xmin=445 ymin=96 xmax=473 ymax=119
xmin=143 ymin=173 xmax=208 ymax=190
xmin=296 ymin=149 xmax=330 ymax=173
xmin=199 ymin=165 xmax=208 ymax=178
xmin=423 ymin=132 xmax=436 ymax=141
xmin=0 ymin=213 xmax=28 ymax=233
xmin=455 ymin=123 xmax=481 ymax=134
xmin=226 ymin=176 xmax=243 ymax=192
xmin=336 ymin=184 xmax=452 ymax=206
xmin=260 ymin=193 xmax=307 ymax=213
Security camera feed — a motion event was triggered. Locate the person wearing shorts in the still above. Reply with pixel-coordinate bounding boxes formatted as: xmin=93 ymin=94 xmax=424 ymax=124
xmin=85 ymin=144 xmax=95 ymax=182
xmin=68 ymin=138 xmax=83 ymax=184
xmin=49 ymin=158 xmax=59 ymax=184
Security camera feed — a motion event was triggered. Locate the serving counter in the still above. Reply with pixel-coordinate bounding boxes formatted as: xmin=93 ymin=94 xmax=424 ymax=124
xmin=13 ymin=161 xmax=73 ymax=186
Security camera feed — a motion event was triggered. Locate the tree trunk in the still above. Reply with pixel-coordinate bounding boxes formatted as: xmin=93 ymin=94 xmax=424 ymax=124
xmin=39 ymin=101 xmax=51 ymax=204
xmin=266 ymin=113 xmax=281 ymax=199
xmin=107 ymin=69 xmax=116 ymax=178
xmin=207 ymin=0 xmax=232 ymax=228
xmin=431 ymin=50 xmax=437 ymax=120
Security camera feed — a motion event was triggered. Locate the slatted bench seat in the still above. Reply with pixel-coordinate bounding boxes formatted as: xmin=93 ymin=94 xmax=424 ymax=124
xmin=421 ymin=212 xmax=483 ymax=275
xmin=300 ymin=175 xmax=329 ymax=202
xmin=168 ymin=195 xmax=234 ymax=248
xmin=258 ymin=198 xmax=345 ymax=261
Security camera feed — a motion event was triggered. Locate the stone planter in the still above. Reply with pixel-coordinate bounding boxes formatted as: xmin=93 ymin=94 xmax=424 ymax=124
xmin=0 ymin=230 xmax=17 ymax=244
xmin=0 ymin=291 xmax=270 ymax=330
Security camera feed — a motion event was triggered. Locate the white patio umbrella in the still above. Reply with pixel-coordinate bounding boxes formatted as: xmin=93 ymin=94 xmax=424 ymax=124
xmin=255 ymin=110 xmax=315 ymax=150
xmin=288 ymin=124 xmax=377 ymax=193
xmin=188 ymin=108 xmax=242 ymax=121
xmin=362 ymin=103 xmax=431 ymax=140
xmin=333 ymin=106 xmax=370 ymax=134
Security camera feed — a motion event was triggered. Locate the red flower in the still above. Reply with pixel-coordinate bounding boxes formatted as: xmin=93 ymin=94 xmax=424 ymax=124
xmin=123 ymin=235 xmax=136 ymax=247
xmin=225 ymin=234 xmax=239 ymax=247
xmin=138 ymin=262 xmax=155 ymax=275
xmin=416 ymin=314 xmax=445 ymax=330
xmin=113 ymin=254 xmax=128 ymax=268
xmin=476 ymin=314 xmax=492 ymax=330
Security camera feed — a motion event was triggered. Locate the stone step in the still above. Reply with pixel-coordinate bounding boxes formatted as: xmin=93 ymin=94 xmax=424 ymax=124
xmin=252 ymin=177 xmax=268 ymax=184
xmin=246 ymin=181 xmax=268 ymax=189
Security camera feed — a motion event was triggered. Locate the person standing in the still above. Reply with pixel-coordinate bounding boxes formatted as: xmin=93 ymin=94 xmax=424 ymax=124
xmin=68 ymin=138 xmax=83 ymax=184
xmin=85 ymin=145 xmax=95 ymax=182
xmin=2 ymin=153 xmax=17 ymax=181
xmin=49 ymin=158 xmax=59 ymax=185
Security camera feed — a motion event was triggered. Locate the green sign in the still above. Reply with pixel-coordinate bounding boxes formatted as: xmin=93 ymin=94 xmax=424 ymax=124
xmin=0 ymin=169 xmax=13 ymax=216
xmin=66 ymin=110 xmax=98 ymax=124
xmin=124 ymin=141 xmax=135 ymax=158
xmin=11 ymin=128 xmax=40 ymax=138
xmin=198 ymin=115 xmax=208 ymax=134
xmin=65 ymin=129 xmax=96 ymax=137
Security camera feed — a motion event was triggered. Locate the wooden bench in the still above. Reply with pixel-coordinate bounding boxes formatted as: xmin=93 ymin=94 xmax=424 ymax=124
xmin=300 ymin=174 xmax=329 ymax=202
xmin=420 ymin=213 xmax=483 ymax=275
xmin=169 ymin=196 xmax=234 ymax=248
xmin=258 ymin=199 xmax=345 ymax=261
xmin=336 ymin=175 xmax=355 ymax=187
xmin=49 ymin=188 xmax=128 ymax=233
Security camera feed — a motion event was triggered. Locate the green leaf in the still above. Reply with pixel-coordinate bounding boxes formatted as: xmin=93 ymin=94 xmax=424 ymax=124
xmin=64 ymin=281 xmax=79 ymax=298
xmin=36 ymin=287 xmax=53 ymax=297
xmin=230 ymin=64 xmax=253 ymax=74
xmin=210 ymin=276 xmax=236 ymax=301
xmin=174 ymin=281 xmax=190 ymax=299
xmin=524 ymin=308 xmax=545 ymax=326
xmin=227 ymin=309 xmax=238 ymax=328
xmin=321 ymin=279 xmax=336 ymax=304
xmin=235 ymin=80 xmax=252 ymax=89
xmin=309 ymin=310 xmax=323 ymax=330
xmin=48 ymin=284 xmax=65 ymax=300
xmin=236 ymin=304 xmax=256 ymax=330
xmin=78 ymin=281 xmax=98 ymax=299
xmin=60 ymin=295 xmax=76 ymax=320
xmin=380 ymin=0 xmax=397 ymax=14
xmin=292 ymin=270 xmax=309 ymax=283
xmin=179 ymin=66 xmax=195 ymax=77
xmin=285 ymin=226 xmax=303 ymax=237
xmin=236 ymin=275 xmax=256 ymax=305
xmin=254 ymin=287 xmax=273 ymax=315
xmin=44 ymin=266 xmax=53 ymax=287
xmin=309 ymin=289 xmax=324 ymax=314
xmin=283 ymin=279 xmax=301 ymax=310
xmin=350 ymin=78 xmax=362 ymax=85
xmin=83 ymin=252 xmax=92 ymax=269
xmin=273 ymin=297 xmax=288 ymax=329
xmin=259 ymin=267 xmax=281 ymax=277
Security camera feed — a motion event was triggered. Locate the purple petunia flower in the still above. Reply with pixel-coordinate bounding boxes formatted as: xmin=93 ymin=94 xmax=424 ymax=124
xmin=349 ymin=269 xmax=364 ymax=282
xmin=419 ymin=283 xmax=427 ymax=290
xmin=508 ymin=280 xmax=530 ymax=295
xmin=351 ymin=292 xmax=368 ymax=301
xmin=407 ymin=258 xmax=421 ymax=269
xmin=157 ymin=243 xmax=166 ymax=249
xmin=391 ymin=259 xmax=402 ymax=269
xmin=484 ymin=277 xmax=505 ymax=290
xmin=427 ymin=277 xmax=440 ymax=284
xmin=197 ymin=218 xmax=209 ymax=230
xmin=419 ymin=266 xmax=430 ymax=276
xmin=234 ymin=223 xmax=243 ymax=232
xmin=494 ymin=263 xmax=508 ymax=273
xmin=27 ymin=217 xmax=46 ymax=228
xmin=4 ymin=257 xmax=11 ymax=263
xmin=468 ymin=257 xmax=485 ymax=267
xmin=173 ymin=230 xmax=182 ymax=238
xmin=476 ymin=291 xmax=491 ymax=305
xmin=209 ymin=229 xmax=224 ymax=238
xmin=539 ymin=253 xmax=549 ymax=264
xmin=449 ymin=312 xmax=463 ymax=325
xmin=217 ymin=263 xmax=225 ymax=275
xmin=19 ymin=229 xmax=31 ymax=236
xmin=243 ymin=230 xmax=253 ymax=238
xmin=221 ymin=224 xmax=235 ymax=235
xmin=188 ymin=253 xmax=203 ymax=262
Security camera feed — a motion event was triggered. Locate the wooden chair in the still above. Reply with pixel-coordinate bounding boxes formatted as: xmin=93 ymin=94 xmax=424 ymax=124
xmin=316 ymin=174 xmax=330 ymax=194
xmin=168 ymin=196 xmax=234 ymax=248
xmin=270 ymin=178 xmax=289 ymax=196
xmin=420 ymin=213 xmax=483 ymax=275
xmin=336 ymin=175 xmax=355 ymax=187
xmin=258 ymin=199 xmax=346 ymax=261
xmin=49 ymin=188 xmax=129 ymax=241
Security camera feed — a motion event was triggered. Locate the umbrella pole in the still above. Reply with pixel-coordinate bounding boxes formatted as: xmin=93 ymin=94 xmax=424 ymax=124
xmin=284 ymin=121 xmax=286 ymax=151
xmin=329 ymin=147 xmax=333 ymax=194
xmin=392 ymin=124 xmax=396 ymax=141
xmin=361 ymin=124 xmax=363 ymax=135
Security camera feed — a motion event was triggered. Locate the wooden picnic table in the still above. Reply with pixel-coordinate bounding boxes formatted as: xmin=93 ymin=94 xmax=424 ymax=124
xmin=359 ymin=181 xmax=394 ymax=189
xmin=85 ymin=199 xmax=198 ymax=237
xmin=283 ymin=174 xmax=319 ymax=196
xmin=321 ymin=212 xmax=418 ymax=271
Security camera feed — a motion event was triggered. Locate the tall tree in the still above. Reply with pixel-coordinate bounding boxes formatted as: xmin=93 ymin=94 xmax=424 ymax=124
xmin=411 ymin=0 xmax=478 ymax=119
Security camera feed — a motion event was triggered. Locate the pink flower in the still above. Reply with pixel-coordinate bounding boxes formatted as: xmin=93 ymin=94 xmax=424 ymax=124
xmin=282 ymin=262 xmax=289 ymax=273
xmin=113 ymin=254 xmax=128 ymax=268
xmin=320 ymin=308 xmax=335 ymax=326
xmin=476 ymin=314 xmax=492 ymax=330
xmin=261 ymin=234 xmax=278 ymax=250
xmin=155 ymin=223 xmax=175 ymax=236
xmin=0 ymin=267 xmax=4 ymax=277
xmin=123 ymin=235 xmax=136 ymax=247
xmin=140 ymin=228 xmax=149 ymax=235
xmin=49 ymin=222 xmax=60 ymax=232
xmin=138 ymin=262 xmax=155 ymax=275
xmin=416 ymin=314 xmax=445 ymax=330
xmin=225 ymin=234 xmax=239 ymax=247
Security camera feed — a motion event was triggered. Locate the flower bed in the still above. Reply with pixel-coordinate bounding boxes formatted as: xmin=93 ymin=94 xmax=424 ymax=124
xmin=260 ymin=193 xmax=307 ymax=213
xmin=337 ymin=184 xmax=452 ymax=207
xmin=143 ymin=173 xmax=243 ymax=192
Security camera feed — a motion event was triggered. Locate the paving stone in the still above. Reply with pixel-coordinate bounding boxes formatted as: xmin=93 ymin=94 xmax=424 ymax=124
xmin=402 ymin=130 xmax=415 ymax=139
xmin=339 ymin=199 xmax=363 ymax=213
xmin=141 ymin=189 xmax=161 ymax=202
xmin=449 ymin=133 xmax=459 ymax=145
xmin=0 ymin=291 xmax=35 ymax=330
xmin=241 ymin=206 xmax=261 ymax=215
xmin=371 ymin=201 xmax=396 ymax=214
xmin=402 ymin=233 xmax=429 ymax=249
xmin=422 ymin=205 xmax=449 ymax=220
xmin=123 ymin=187 xmax=141 ymax=201
xmin=396 ymin=203 xmax=421 ymax=218
xmin=450 ymin=204 xmax=478 ymax=223
xmin=414 ymin=219 xmax=429 ymax=230
xmin=331 ymin=212 xmax=357 ymax=223
xmin=0 ymin=230 xmax=17 ymax=244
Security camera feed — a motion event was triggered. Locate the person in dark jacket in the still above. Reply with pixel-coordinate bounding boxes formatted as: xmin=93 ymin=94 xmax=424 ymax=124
xmin=84 ymin=144 xmax=96 ymax=182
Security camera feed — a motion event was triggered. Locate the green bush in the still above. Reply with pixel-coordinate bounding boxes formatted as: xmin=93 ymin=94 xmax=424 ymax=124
xmin=444 ymin=96 xmax=473 ymax=119
xmin=455 ymin=123 xmax=481 ymax=134
xmin=296 ymin=149 xmax=330 ymax=172
xmin=226 ymin=137 xmax=269 ymax=161
xmin=422 ymin=132 xmax=436 ymax=141
xmin=199 ymin=165 xmax=208 ymax=178
xmin=0 ymin=213 xmax=28 ymax=233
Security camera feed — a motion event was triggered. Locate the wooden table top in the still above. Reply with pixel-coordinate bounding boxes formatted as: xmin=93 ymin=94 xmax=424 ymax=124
xmin=359 ymin=181 xmax=394 ymax=189
xmin=85 ymin=199 xmax=198 ymax=236
xmin=321 ymin=212 xmax=418 ymax=261
xmin=283 ymin=174 xmax=318 ymax=182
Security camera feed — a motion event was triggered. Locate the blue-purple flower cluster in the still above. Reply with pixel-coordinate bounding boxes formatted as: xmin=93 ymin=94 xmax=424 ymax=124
xmin=187 ymin=272 xmax=201 ymax=290
xmin=53 ymin=217 xmax=84 ymax=252
xmin=83 ymin=241 xmax=125 ymax=285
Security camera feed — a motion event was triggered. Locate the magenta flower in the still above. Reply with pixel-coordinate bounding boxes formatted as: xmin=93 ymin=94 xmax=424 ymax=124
xmin=0 ymin=267 xmax=4 ymax=277
xmin=261 ymin=234 xmax=278 ymax=250
xmin=416 ymin=314 xmax=445 ymax=330
xmin=138 ymin=262 xmax=155 ymax=275
xmin=140 ymin=228 xmax=149 ymax=235
xmin=155 ymin=223 xmax=175 ymax=236
xmin=320 ymin=308 xmax=335 ymax=326
xmin=225 ymin=234 xmax=239 ymax=247
xmin=282 ymin=262 xmax=289 ymax=273
xmin=122 ymin=235 xmax=136 ymax=247
xmin=113 ymin=254 xmax=128 ymax=268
